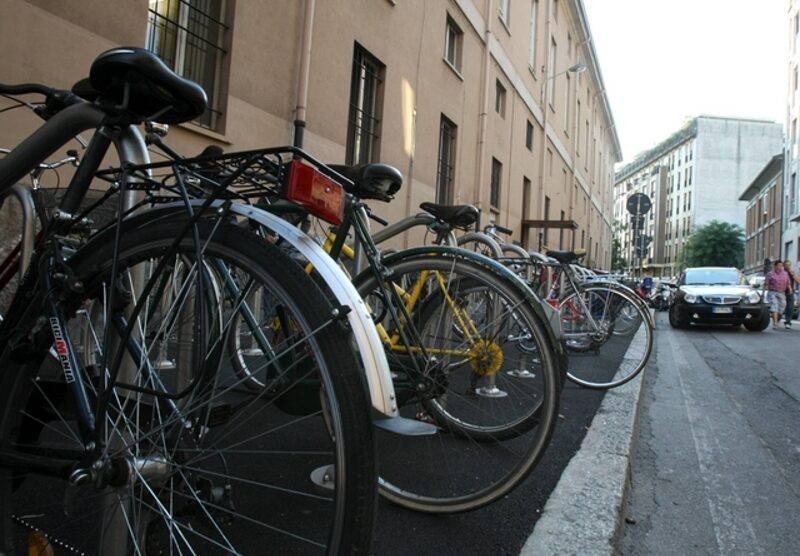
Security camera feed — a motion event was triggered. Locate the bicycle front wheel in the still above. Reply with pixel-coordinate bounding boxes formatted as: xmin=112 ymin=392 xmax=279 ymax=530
xmin=355 ymin=249 xmax=561 ymax=513
xmin=561 ymin=284 xmax=653 ymax=389
xmin=0 ymin=217 xmax=376 ymax=555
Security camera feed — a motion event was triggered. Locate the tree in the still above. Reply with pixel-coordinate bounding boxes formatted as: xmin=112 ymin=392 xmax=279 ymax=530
xmin=677 ymin=220 xmax=744 ymax=270
xmin=611 ymin=220 xmax=628 ymax=271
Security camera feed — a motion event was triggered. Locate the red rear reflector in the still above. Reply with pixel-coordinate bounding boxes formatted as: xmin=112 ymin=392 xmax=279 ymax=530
xmin=287 ymin=160 xmax=345 ymax=225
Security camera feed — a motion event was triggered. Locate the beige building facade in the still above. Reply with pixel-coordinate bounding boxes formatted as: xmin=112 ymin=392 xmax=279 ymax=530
xmin=0 ymin=0 xmax=620 ymax=266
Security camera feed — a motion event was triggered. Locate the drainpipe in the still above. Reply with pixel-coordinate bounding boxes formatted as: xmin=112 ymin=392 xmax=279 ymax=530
xmin=474 ymin=0 xmax=495 ymax=216
xmin=294 ymin=0 xmax=316 ymax=148
xmin=538 ymin=0 xmax=553 ymax=241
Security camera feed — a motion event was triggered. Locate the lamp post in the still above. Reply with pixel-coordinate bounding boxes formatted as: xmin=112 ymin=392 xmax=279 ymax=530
xmin=536 ymin=61 xmax=586 ymax=252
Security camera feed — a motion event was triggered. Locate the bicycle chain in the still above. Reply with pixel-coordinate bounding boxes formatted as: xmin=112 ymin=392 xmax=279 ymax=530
xmin=11 ymin=514 xmax=89 ymax=556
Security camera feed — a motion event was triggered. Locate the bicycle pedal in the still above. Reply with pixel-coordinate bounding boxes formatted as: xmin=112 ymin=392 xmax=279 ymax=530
xmin=373 ymin=416 xmax=437 ymax=436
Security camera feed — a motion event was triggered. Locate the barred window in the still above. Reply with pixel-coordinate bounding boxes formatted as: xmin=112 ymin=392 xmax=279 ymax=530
xmin=346 ymin=44 xmax=384 ymax=165
xmin=437 ymin=116 xmax=457 ymax=204
xmin=146 ymin=0 xmax=228 ymax=130
xmin=490 ymin=158 xmax=502 ymax=209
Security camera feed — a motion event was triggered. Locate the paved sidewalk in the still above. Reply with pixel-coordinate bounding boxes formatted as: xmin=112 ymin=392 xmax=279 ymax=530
xmin=520 ymin=325 xmax=649 ymax=556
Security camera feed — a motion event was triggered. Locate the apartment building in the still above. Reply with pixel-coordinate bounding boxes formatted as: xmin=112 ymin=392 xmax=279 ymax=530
xmin=784 ymin=0 xmax=800 ymax=266
xmin=739 ymin=154 xmax=784 ymax=275
xmin=614 ymin=116 xmax=783 ymax=278
xmin=0 ymin=0 xmax=620 ymax=267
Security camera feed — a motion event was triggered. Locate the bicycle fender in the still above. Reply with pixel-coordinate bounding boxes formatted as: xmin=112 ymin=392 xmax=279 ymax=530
xmin=220 ymin=202 xmax=399 ymax=418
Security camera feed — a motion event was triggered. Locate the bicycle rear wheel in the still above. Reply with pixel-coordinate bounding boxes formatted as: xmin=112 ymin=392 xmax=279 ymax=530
xmin=560 ymin=284 xmax=653 ymax=389
xmin=354 ymin=249 xmax=561 ymax=513
xmin=0 ymin=217 xmax=376 ymax=555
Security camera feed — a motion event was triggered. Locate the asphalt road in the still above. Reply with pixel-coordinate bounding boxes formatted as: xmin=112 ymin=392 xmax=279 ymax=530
xmin=621 ymin=313 xmax=800 ymax=555
xmin=371 ymin=341 xmax=636 ymax=556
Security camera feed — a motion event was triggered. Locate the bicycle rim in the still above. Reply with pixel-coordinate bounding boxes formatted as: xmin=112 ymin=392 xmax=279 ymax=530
xmin=356 ymin=252 xmax=560 ymax=513
xmin=0 ymin=219 xmax=375 ymax=554
xmin=562 ymin=285 xmax=653 ymax=389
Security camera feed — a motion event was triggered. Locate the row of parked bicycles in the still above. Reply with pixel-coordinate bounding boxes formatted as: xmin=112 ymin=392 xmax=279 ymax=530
xmin=0 ymin=48 xmax=654 ymax=554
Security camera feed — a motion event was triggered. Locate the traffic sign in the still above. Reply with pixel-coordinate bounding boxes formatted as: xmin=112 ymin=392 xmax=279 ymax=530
xmin=626 ymin=193 xmax=652 ymax=215
xmin=630 ymin=215 xmax=644 ymax=230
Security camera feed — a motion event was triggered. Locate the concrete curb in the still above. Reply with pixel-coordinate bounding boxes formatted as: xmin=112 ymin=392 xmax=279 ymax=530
xmin=520 ymin=325 xmax=649 ymax=556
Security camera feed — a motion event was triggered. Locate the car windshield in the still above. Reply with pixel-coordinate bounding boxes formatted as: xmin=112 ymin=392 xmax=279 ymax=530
xmin=683 ymin=268 xmax=742 ymax=286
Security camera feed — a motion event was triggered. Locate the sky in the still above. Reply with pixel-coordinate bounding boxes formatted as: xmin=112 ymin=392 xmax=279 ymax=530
xmin=583 ymin=0 xmax=788 ymax=166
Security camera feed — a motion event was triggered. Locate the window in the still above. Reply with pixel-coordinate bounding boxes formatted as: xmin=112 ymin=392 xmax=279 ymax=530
xmin=490 ymin=158 xmax=503 ymax=209
xmin=498 ymin=0 xmax=510 ymax=24
xmin=526 ymin=120 xmax=534 ymax=150
xmin=146 ymin=0 xmax=229 ymax=130
xmin=346 ymin=44 xmax=385 ymax=165
xmin=547 ymin=38 xmax=557 ymax=102
xmin=436 ymin=116 xmax=457 ymax=204
xmin=552 ymin=0 xmax=559 ymax=22
xmin=444 ymin=16 xmax=463 ymax=71
xmin=544 ymin=196 xmax=551 ymax=245
xmin=523 ymin=177 xmax=532 ymax=219
xmin=563 ymin=73 xmax=571 ymax=132
xmin=528 ymin=0 xmax=539 ymax=69
xmin=495 ymin=80 xmax=507 ymax=117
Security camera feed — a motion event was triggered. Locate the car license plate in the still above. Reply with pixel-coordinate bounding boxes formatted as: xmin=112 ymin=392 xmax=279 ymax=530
xmin=712 ymin=306 xmax=733 ymax=314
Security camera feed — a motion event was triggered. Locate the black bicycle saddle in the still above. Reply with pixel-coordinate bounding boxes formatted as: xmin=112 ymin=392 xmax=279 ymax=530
xmin=327 ymin=163 xmax=403 ymax=202
xmin=545 ymin=249 xmax=586 ymax=264
xmin=419 ymin=202 xmax=479 ymax=229
xmin=88 ymin=47 xmax=207 ymax=124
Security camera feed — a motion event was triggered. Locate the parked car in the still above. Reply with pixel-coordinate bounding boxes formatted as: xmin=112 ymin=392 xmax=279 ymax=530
xmin=669 ymin=267 xmax=770 ymax=331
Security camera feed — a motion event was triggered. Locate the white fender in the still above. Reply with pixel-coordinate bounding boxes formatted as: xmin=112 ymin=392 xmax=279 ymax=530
xmin=210 ymin=201 xmax=398 ymax=417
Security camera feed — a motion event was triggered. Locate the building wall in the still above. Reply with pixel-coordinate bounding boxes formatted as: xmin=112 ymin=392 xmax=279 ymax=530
xmin=694 ymin=118 xmax=784 ymax=228
xmin=0 ymin=0 xmax=621 ymax=266
xmin=783 ymin=0 xmax=800 ymax=267
xmin=743 ymin=171 xmax=783 ymax=274
xmin=614 ymin=116 xmax=782 ymax=278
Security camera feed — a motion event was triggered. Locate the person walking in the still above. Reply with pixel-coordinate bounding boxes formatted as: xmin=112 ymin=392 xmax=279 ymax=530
xmin=783 ymin=260 xmax=800 ymax=328
xmin=765 ymin=260 xmax=790 ymax=330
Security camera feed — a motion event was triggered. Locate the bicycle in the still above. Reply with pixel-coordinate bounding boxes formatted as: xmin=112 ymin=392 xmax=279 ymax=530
xmin=251 ymin=168 xmax=566 ymax=514
xmin=450 ymin=219 xmax=653 ymax=390
xmin=0 ymin=47 xmax=378 ymax=554
xmin=457 ymin=221 xmax=533 ymax=280
xmin=535 ymin=249 xmax=655 ymax=389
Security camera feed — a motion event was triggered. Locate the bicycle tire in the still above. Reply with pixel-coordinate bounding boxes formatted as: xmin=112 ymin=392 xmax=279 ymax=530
xmin=560 ymin=284 xmax=653 ymax=389
xmin=354 ymin=249 xmax=560 ymax=514
xmin=0 ymin=217 xmax=376 ymax=555
xmin=456 ymin=231 xmax=504 ymax=258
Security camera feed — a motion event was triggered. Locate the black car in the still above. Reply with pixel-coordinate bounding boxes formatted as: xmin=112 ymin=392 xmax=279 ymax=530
xmin=669 ymin=267 xmax=770 ymax=331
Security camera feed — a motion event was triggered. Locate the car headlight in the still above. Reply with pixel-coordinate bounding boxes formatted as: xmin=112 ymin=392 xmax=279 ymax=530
xmin=744 ymin=290 xmax=761 ymax=304
xmin=684 ymin=293 xmax=698 ymax=303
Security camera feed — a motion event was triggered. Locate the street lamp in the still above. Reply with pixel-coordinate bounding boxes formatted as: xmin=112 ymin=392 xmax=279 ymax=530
xmin=536 ymin=61 xmax=587 ymax=252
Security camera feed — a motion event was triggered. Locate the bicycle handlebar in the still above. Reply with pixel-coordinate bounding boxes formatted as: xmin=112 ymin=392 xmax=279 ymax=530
xmin=0 ymin=82 xmax=85 ymax=120
xmin=485 ymin=222 xmax=513 ymax=236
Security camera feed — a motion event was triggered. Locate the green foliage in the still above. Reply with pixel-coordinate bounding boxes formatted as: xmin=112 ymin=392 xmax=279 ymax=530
xmin=676 ymin=220 xmax=744 ymax=269
xmin=611 ymin=237 xmax=627 ymax=271
xmin=611 ymin=220 xmax=628 ymax=271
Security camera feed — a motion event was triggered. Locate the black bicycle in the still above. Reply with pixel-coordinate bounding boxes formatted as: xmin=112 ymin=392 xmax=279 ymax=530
xmin=0 ymin=48 xmax=376 ymax=555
